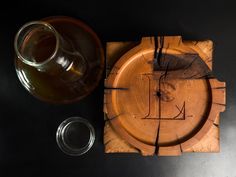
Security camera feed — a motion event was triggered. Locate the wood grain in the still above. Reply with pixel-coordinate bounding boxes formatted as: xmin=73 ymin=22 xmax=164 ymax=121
xmin=104 ymin=36 xmax=226 ymax=156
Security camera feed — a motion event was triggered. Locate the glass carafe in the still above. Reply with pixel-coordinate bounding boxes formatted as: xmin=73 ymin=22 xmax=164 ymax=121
xmin=14 ymin=16 xmax=104 ymax=103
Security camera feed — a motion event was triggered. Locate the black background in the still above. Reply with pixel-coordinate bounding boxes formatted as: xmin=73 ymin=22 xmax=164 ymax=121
xmin=0 ymin=0 xmax=235 ymax=177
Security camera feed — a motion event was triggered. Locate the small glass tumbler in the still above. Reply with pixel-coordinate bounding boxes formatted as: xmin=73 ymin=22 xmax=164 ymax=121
xmin=56 ymin=117 xmax=95 ymax=156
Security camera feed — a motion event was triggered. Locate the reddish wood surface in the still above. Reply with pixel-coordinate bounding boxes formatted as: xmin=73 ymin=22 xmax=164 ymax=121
xmin=104 ymin=36 xmax=226 ymax=156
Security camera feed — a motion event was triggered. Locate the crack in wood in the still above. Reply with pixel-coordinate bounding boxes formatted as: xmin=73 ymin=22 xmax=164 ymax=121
xmin=105 ymin=113 xmax=123 ymax=121
xmin=105 ymin=87 xmax=129 ymax=90
xmin=154 ymin=122 xmax=161 ymax=154
xmin=213 ymin=87 xmax=226 ymax=89
xmin=179 ymin=144 xmax=183 ymax=153
xmin=104 ymin=139 xmax=113 ymax=146
xmin=213 ymin=102 xmax=226 ymax=106
xmin=183 ymin=55 xmax=198 ymax=74
xmin=154 ymin=36 xmax=165 ymax=69
xmin=157 ymin=36 xmax=164 ymax=67
xmin=154 ymin=36 xmax=158 ymax=61
xmin=176 ymin=134 xmax=183 ymax=153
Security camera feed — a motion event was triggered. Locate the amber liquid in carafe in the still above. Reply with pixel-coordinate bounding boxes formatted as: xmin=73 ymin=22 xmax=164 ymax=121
xmin=22 ymin=31 xmax=57 ymax=63
xmin=15 ymin=17 xmax=104 ymax=103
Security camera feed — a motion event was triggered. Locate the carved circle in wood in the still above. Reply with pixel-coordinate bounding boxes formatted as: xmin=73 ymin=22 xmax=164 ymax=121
xmin=104 ymin=37 xmax=225 ymax=155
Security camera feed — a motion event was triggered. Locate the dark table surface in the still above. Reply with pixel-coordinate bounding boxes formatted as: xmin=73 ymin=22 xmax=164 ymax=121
xmin=0 ymin=0 xmax=235 ymax=176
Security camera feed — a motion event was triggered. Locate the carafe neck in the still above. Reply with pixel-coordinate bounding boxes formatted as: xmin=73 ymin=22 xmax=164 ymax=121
xmin=14 ymin=21 xmax=87 ymax=78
